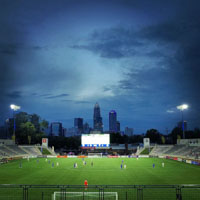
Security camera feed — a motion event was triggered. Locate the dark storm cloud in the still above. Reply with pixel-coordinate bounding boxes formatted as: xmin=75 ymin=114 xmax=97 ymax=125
xmin=45 ymin=94 xmax=69 ymax=99
xmin=0 ymin=43 xmax=44 ymax=56
xmin=70 ymin=0 xmax=200 ymax=129
xmin=72 ymin=27 xmax=143 ymax=58
xmin=139 ymin=16 xmax=200 ymax=93
xmin=6 ymin=91 xmax=22 ymax=99
xmin=75 ymin=4 xmax=200 ymax=99
xmin=103 ymin=86 xmax=112 ymax=92
xmin=61 ymin=99 xmax=91 ymax=104
xmin=74 ymin=101 xmax=91 ymax=104
xmin=0 ymin=44 xmax=17 ymax=55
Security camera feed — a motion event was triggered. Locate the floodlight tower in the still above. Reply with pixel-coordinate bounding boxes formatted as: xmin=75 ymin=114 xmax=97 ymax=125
xmin=10 ymin=104 xmax=21 ymax=143
xmin=176 ymin=104 xmax=188 ymax=139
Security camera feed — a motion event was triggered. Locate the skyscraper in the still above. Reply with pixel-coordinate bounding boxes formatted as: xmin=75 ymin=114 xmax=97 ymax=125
xmin=109 ymin=110 xmax=117 ymax=133
xmin=93 ymin=103 xmax=103 ymax=132
xmin=125 ymin=127 xmax=133 ymax=136
xmin=74 ymin=118 xmax=83 ymax=133
xmin=116 ymin=121 xmax=120 ymax=132
xmin=83 ymin=122 xmax=90 ymax=134
xmin=50 ymin=122 xmax=63 ymax=136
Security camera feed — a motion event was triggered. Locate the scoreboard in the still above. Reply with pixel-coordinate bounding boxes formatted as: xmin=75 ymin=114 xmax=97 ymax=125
xmin=81 ymin=134 xmax=110 ymax=148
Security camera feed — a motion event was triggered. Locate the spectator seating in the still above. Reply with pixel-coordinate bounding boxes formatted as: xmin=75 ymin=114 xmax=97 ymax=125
xmin=20 ymin=146 xmax=42 ymax=156
xmin=0 ymin=145 xmax=42 ymax=157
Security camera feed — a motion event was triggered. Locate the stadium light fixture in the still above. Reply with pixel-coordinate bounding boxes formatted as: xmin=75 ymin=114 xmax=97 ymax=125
xmin=10 ymin=104 xmax=21 ymax=144
xmin=176 ymin=104 xmax=188 ymax=111
xmin=10 ymin=104 xmax=21 ymax=111
xmin=176 ymin=104 xmax=189 ymax=139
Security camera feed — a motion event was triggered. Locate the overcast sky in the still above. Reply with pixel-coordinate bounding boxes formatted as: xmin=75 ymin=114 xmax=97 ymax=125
xmin=0 ymin=0 xmax=200 ymax=133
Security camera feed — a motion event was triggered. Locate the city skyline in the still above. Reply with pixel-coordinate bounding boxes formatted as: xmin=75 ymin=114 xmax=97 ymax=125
xmin=0 ymin=0 xmax=200 ymax=133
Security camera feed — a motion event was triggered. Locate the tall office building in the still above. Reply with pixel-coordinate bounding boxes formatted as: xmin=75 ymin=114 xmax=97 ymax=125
xmin=93 ymin=103 xmax=103 ymax=132
xmin=109 ymin=110 xmax=117 ymax=132
xmin=74 ymin=118 xmax=83 ymax=133
xmin=50 ymin=122 xmax=63 ymax=136
xmin=125 ymin=127 xmax=133 ymax=136
xmin=116 ymin=121 xmax=120 ymax=132
xmin=83 ymin=122 xmax=90 ymax=134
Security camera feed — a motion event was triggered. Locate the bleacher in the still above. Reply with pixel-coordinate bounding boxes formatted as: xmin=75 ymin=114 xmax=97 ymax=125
xmin=150 ymin=145 xmax=173 ymax=156
xmin=0 ymin=146 xmax=17 ymax=156
xmin=7 ymin=145 xmax=28 ymax=155
xmin=151 ymin=144 xmax=200 ymax=160
xmin=20 ymin=146 xmax=42 ymax=156
xmin=0 ymin=145 xmax=42 ymax=158
xmin=187 ymin=146 xmax=200 ymax=159
xmin=164 ymin=145 xmax=186 ymax=155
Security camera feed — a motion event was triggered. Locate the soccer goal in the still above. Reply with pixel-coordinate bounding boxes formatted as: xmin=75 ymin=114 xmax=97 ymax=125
xmin=53 ymin=192 xmax=118 ymax=200
xmin=88 ymin=153 xmax=103 ymax=158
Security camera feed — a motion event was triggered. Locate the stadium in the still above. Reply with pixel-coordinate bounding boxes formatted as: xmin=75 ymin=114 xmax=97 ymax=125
xmin=1 ymin=0 xmax=200 ymax=199
xmin=0 ymin=133 xmax=200 ymax=200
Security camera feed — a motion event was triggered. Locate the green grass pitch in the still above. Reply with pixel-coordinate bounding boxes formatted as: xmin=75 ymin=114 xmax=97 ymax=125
xmin=0 ymin=157 xmax=200 ymax=185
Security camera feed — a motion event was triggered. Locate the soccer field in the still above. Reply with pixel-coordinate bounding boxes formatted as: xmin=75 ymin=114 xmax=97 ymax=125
xmin=0 ymin=157 xmax=200 ymax=185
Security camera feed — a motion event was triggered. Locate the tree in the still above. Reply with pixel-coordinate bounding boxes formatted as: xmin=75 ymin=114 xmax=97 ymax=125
xmin=40 ymin=120 xmax=49 ymax=133
xmin=145 ymin=129 xmax=161 ymax=143
xmin=15 ymin=112 xmax=29 ymax=134
xmin=194 ymin=128 xmax=200 ymax=138
xmin=170 ymin=127 xmax=182 ymax=144
xmin=19 ymin=122 xmax=36 ymax=144
xmin=30 ymin=114 xmax=40 ymax=132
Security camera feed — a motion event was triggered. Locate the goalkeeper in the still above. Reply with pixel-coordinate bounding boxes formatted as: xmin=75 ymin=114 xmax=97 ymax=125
xmin=84 ymin=179 xmax=88 ymax=190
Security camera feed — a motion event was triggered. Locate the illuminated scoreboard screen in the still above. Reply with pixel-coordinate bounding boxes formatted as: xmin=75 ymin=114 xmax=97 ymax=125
xmin=81 ymin=134 xmax=110 ymax=148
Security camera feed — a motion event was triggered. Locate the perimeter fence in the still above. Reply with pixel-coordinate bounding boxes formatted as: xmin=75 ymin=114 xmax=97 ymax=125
xmin=0 ymin=184 xmax=199 ymax=200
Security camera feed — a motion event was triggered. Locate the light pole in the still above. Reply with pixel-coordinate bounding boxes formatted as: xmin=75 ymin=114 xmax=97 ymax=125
xmin=176 ymin=104 xmax=188 ymax=139
xmin=10 ymin=104 xmax=21 ymax=143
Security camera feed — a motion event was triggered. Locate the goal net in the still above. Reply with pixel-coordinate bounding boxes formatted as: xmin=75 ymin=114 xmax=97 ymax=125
xmin=88 ymin=153 xmax=103 ymax=158
xmin=53 ymin=192 xmax=118 ymax=200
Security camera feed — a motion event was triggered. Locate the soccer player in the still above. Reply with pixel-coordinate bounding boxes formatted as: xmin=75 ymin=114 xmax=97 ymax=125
xmin=121 ymin=164 xmax=123 ymax=169
xmin=19 ymin=161 xmax=22 ymax=168
xmin=27 ymin=157 xmax=29 ymax=161
xmin=75 ymin=163 xmax=78 ymax=168
xmin=52 ymin=162 xmax=54 ymax=168
xmin=45 ymin=158 xmax=48 ymax=162
xmin=48 ymin=160 xmax=51 ymax=164
xmin=124 ymin=164 xmax=126 ymax=169
xmin=56 ymin=162 xmax=59 ymax=167
xmin=74 ymin=163 xmax=76 ymax=168
xmin=122 ymin=160 xmax=124 ymax=163
xmin=84 ymin=179 xmax=88 ymax=190
xmin=84 ymin=161 xmax=86 ymax=165
xmin=153 ymin=163 xmax=155 ymax=168
xmin=162 ymin=162 xmax=164 ymax=167
xmin=37 ymin=159 xmax=39 ymax=163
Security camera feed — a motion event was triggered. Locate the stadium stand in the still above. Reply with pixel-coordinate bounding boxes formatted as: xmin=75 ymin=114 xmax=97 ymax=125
xmin=20 ymin=146 xmax=42 ymax=156
xmin=0 ymin=144 xmax=50 ymax=158
xmin=150 ymin=145 xmax=173 ymax=156
xmin=7 ymin=145 xmax=28 ymax=155
xmin=150 ymin=144 xmax=200 ymax=160
xmin=0 ymin=146 xmax=18 ymax=156
xmin=164 ymin=145 xmax=186 ymax=155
